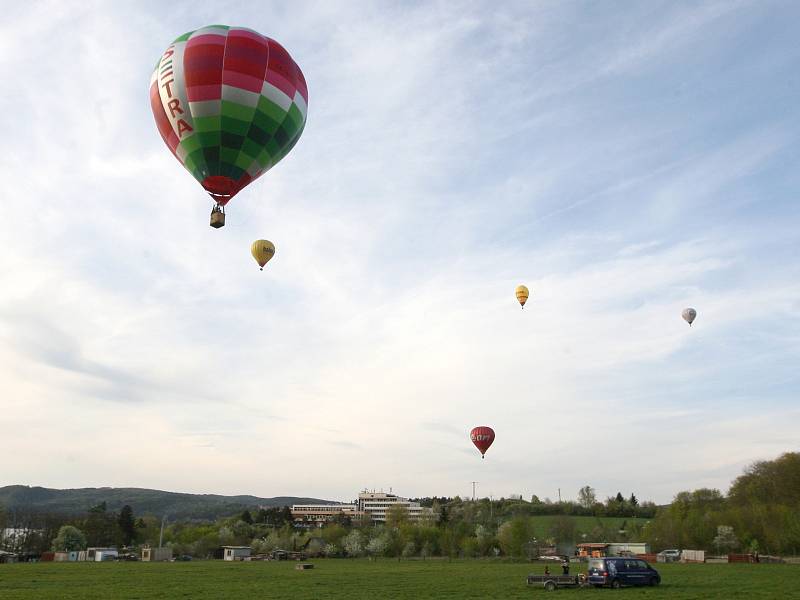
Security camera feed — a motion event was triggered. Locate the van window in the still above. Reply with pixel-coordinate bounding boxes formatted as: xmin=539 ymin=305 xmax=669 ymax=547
xmin=588 ymin=559 xmax=605 ymax=571
xmin=636 ymin=560 xmax=649 ymax=569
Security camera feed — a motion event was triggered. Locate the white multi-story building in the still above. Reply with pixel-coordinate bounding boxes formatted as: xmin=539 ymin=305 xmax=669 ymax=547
xmin=291 ymin=491 xmax=436 ymax=527
xmin=291 ymin=503 xmax=359 ymax=527
xmin=357 ymin=490 xmax=435 ymax=524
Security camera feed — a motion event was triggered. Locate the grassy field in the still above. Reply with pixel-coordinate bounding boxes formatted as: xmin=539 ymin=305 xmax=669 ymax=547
xmin=0 ymin=559 xmax=796 ymax=599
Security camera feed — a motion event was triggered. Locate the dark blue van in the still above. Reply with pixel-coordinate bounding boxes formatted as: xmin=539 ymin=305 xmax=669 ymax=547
xmin=587 ymin=557 xmax=660 ymax=588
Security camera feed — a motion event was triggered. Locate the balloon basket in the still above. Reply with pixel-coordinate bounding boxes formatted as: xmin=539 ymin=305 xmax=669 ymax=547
xmin=210 ymin=205 xmax=225 ymax=228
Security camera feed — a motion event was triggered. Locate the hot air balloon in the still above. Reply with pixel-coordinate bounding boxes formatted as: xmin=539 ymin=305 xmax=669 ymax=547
xmin=682 ymin=308 xmax=697 ymax=326
xmin=251 ymin=239 xmax=275 ymax=270
xmin=470 ymin=426 xmax=495 ymax=459
xmin=150 ymin=26 xmax=308 ymax=228
xmin=515 ymin=285 xmax=529 ymax=309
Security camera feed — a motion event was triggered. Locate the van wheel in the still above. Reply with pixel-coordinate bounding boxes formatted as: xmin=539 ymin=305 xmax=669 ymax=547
xmin=611 ymin=579 xmax=622 ymax=589
xmin=544 ymin=581 xmax=556 ymax=591
xmin=649 ymin=577 xmax=659 ymax=586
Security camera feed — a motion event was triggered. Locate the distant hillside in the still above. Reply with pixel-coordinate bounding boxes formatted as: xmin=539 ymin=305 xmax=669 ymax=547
xmin=0 ymin=485 xmax=332 ymax=520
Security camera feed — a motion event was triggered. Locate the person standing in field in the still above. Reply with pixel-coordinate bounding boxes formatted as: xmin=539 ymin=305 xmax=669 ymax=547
xmin=562 ymin=558 xmax=570 ymax=575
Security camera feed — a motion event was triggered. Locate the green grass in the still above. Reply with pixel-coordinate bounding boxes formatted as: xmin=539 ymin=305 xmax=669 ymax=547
xmin=0 ymin=560 xmax=796 ymax=599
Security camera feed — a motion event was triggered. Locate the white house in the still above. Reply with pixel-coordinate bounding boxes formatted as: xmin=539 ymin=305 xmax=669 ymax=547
xmin=222 ymin=546 xmax=251 ymax=561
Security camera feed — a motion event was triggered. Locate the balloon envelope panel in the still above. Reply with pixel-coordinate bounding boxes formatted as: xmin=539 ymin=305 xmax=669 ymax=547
xmin=150 ymin=25 xmax=308 ymax=205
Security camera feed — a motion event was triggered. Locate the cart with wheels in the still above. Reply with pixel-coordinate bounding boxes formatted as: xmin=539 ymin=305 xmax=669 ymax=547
xmin=527 ymin=574 xmax=585 ymax=591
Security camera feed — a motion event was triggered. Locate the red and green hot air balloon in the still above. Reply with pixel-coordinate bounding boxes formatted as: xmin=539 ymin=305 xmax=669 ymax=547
xmin=150 ymin=25 xmax=308 ymax=228
xmin=470 ymin=426 xmax=495 ymax=459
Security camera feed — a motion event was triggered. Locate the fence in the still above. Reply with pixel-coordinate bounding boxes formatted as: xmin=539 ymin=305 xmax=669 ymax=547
xmin=636 ymin=553 xmax=657 ymax=562
xmin=728 ymin=553 xmax=756 ymax=563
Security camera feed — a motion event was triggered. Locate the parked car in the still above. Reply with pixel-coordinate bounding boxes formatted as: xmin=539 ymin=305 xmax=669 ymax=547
xmin=117 ymin=553 xmax=139 ymax=561
xmin=587 ymin=557 xmax=660 ymax=588
xmin=657 ymin=549 xmax=682 ymax=562
xmin=172 ymin=555 xmax=193 ymax=562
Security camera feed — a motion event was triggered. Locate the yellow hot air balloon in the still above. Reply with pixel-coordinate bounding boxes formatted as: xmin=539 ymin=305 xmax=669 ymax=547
xmin=251 ymin=240 xmax=276 ymax=271
xmin=515 ymin=285 xmax=529 ymax=309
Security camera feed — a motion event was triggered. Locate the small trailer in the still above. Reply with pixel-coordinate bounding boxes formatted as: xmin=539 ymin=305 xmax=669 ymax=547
xmin=526 ymin=574 xmax=584 ymax=591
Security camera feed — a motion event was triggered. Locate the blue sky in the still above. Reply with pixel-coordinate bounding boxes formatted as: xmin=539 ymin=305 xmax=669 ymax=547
xmin=0 ymin=0 xmax=798 ymax=505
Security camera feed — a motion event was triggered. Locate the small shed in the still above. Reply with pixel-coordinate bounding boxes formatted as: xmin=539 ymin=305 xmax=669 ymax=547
xmin=87 ymin=547 xmax=118 ymax=562
xmin=54 ymin=552 xmax=70 ymax=562
xmin=607 ymin=542 xmax=649 ymax=556
xmin=222 ymin=546 xmax=251 ymax=561
xmin=141 ymin=546 xmax=173 ymax=562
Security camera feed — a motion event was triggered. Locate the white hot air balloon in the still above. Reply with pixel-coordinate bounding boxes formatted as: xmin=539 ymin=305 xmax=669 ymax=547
xmin=682 ymin=308 xmax=697 ymax=327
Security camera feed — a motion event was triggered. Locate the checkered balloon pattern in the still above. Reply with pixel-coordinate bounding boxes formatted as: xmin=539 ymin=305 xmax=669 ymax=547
xmin=150 ymin=25 xmax=308 ymax=205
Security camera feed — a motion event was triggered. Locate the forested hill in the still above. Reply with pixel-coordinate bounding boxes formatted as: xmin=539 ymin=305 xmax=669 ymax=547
xmin=0 ymin=485 xmax=331 ymax=520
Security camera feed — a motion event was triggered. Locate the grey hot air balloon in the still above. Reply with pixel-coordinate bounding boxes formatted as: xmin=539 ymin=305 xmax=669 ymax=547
xmin=682 ymin=308 xmax=697 ymax=327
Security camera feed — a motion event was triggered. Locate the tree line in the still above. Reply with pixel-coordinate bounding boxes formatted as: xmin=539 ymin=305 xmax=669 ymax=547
xmin=0 ymin=493 xmax=653 ymax=559
xmin=2 ymin=452 xmax=797 ymax=559
xmin=644 ymin=452 xmax=800 ymax=555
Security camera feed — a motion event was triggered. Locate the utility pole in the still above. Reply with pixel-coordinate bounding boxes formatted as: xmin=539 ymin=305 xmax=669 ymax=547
xmin=159 ymin=514 xmax=167 ymax=548
xmin=471 ymin=481 xmax=478 ymax=501
xmin=558 ymin=488 xmax=562 ymax=503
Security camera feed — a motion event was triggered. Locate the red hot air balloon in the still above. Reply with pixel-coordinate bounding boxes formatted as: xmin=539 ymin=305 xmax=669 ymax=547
xmin=470 ymin=426 xmax=495 ymax=459
xmin=150 ymin=25 xmax=308 ymax=228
